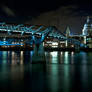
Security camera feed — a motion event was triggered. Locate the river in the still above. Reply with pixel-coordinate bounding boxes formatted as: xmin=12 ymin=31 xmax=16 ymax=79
xmin=0 ymin=51 xmax=92 ymax=92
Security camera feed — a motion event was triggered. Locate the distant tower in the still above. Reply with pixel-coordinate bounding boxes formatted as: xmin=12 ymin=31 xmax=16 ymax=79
xmin=66 ymin=26 xmax=70 ymax=37
xmin=87 ymin=16 xmax=90 ymax=23
xmin=82 ymin=16 xmax=92 ymax=36
xmin=65 ymin=26 xmax=71 ymax=47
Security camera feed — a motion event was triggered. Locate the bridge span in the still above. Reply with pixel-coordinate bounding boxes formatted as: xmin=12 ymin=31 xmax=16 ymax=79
xmin=0 ymin=22 xmax=84 ymax=63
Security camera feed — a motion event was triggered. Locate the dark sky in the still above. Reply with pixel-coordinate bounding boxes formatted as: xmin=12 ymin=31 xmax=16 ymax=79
xmin=0 ymin=0 xmax=92 ymax=16
xmin=0 ymin=0 xmax=92 ymax=34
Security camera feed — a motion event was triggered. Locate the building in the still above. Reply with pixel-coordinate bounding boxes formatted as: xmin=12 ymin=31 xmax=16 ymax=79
xmin=44 ymin=16 xmax=92 ymax=49
xmin=82 ymin=16 xmax=92 ymax=48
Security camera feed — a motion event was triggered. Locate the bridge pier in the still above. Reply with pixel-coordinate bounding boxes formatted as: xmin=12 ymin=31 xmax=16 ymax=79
xmin=32 ymin=42 xmax=46 ymax=64
xmin=75 ymin=45 xmax=80 ymax=52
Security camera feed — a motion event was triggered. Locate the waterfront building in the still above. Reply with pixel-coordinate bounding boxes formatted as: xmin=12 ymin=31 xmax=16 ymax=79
xmin=44 ymin=16 xmax=92 ymax=49
xmin=82 ymin=16 xmax=92 ymax=48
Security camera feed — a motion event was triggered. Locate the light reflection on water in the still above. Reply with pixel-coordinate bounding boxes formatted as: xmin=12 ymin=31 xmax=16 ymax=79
xmin=0 ymin=51 xmax=92 ymax=65
xmin=0 ymin=51 xmax=32 ymax=65
xmin=45 ymin=51 xmax=92 ymax=64
xmin=0 ymin=51 xmax=92 ymax=91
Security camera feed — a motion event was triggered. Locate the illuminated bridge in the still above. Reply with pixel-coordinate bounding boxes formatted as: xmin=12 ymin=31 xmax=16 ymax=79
xmin=0 ymin=22 xmax=84 ymax=63
xmin=0 ymin=22 xmax=82 ymax=46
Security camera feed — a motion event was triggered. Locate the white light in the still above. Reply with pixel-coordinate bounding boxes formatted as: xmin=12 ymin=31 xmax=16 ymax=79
xmin=52 ymin=45 xmax=58 ymax=48
xmin=61 ymin=45 xmax=63 ymax=47
xmin=50 ymin=52 xmax=58 ymax=57
xmin=84 ymin=36 xmax=86 ymax=44
xmin=43 ymin=42 xmax=44 ymax=46
xmin=65 ymin=40 xmax=68 ymax=47
xmin=60 ymin=41 xmax=65 ymax=43
xmin=61 ymin=52 xmax=63 ymax=55
xmin=71 ymin=51 xmax=74 ymax=55
xmin=20 ymin=51 xmax=23 ymax=65
xmin=12 ymin=51 xmax=15 ymax=65
xmin=71 ymin=45 xmax=74 ymax=47
xmin=52 ymin=42 xmax=58 ymax=46
xmin=47 ymin=41 xmax=52 ymax=43
xmin=50 ymin=51 xmax=58 ymax=63
xmin=3 ymin=38 xmax=6 ymax=41
xmin=64 ymin=52 xmax=69 ymax=64
xmin=21 ymin=39 xmax=23 ymax=41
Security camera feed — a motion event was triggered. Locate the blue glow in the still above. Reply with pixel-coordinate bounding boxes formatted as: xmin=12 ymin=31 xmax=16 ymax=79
xmin=0 ymin=44 xmax=24 ymax=46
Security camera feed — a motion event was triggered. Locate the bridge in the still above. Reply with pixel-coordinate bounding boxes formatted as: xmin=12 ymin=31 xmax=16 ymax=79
xmin=0 ymin=22 xmax=84 ymax=63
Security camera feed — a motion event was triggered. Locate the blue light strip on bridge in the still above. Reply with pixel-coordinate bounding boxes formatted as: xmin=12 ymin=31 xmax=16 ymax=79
xmin=0 ymin=44 xmax=24 ymax=46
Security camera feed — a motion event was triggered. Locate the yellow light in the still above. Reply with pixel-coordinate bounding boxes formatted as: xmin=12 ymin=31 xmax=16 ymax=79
xmin=20 ymin=51 xmax=23 ymax=65
xmin=71 ymin=45 xmax=74 ymax=47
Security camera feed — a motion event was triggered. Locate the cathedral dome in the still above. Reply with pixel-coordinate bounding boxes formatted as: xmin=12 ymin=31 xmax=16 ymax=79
xmin=82 ymin=16 xmax=92 ymax=36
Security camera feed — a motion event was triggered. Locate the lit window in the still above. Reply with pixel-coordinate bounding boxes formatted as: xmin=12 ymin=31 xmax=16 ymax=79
xmin=52 ymin=42 xmax=58 ymax=46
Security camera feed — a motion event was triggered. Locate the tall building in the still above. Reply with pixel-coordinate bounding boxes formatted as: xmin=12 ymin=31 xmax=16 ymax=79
xmin=82 ymin=16 xmax=92 ymax=48
xmin=82 ymin=16 xmax=92 ymax=36
xmin=66 ymin=26 xmax=70 ymax=37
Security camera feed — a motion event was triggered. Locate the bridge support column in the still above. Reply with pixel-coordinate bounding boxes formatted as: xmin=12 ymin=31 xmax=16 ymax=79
xmin=75 ymin=45 xmax=80 ymax=52
xmin=32 ymin=42 xmax=46 ymax=64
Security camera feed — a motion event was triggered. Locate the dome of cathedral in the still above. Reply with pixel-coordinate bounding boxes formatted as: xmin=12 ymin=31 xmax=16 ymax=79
xmin=82 ymin=16 xmax=92 ymax=36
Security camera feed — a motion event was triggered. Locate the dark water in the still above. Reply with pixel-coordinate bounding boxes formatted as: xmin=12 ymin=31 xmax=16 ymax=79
xmin=0 ymin=51 xmax=92 ymax=92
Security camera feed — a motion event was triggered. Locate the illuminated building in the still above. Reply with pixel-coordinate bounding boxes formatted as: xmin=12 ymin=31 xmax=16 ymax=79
xmin=44 ymin=16 xmax=92 ymax=49
xmin=82 ymin=16 xmax=92 ymax=48
xmin=82 ymin=16 xmax=92 ymax=36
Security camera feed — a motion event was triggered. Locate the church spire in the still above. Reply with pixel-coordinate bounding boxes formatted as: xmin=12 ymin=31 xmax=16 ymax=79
xmin=66 ymin=26 xmax=70 ymax=37
xmin=87 ymin=16 xmax=90 ymax=23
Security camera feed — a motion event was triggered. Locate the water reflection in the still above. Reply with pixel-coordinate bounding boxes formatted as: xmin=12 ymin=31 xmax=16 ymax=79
xmin=45 ymin=51 xmax=92 ymax=64
xmin=71 ymin=52 xmax=74 ymax=64
xmin=0 ymin=51 xmax=92 ymax=91
xmin=47 ymin=64 xmax=59 ymax=92
xmin=20 ymin=51 xmax=23 ymax=65
xmin=0 ymin=51 xmax=92 ymax=65
xmin=63 ymin=65 xmax=71 ymax=92
xmin=2 ymin=51 xmax=7 ymax=64
xmin=46 ymin=64 xmax=91 ymax=92
xmin=0 ymin=51 xmax=33 ymax=65
xmin=50 ymin=52 xmax=58 ymax=63
xmin=64 ymin=52 xmax=69 ymax=64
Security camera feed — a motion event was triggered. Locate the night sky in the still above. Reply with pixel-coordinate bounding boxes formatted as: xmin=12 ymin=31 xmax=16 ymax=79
xmin=0 ymin=0 xmax=92 ymax=34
